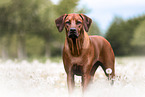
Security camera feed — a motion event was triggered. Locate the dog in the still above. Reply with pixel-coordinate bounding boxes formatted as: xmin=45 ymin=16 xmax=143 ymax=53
xmin=55 ymin=13 xmax=115 ymax=93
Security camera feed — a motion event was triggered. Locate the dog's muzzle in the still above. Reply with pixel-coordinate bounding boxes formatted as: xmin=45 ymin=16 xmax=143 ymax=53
xmin=68 ymin=28 xmax=78 ymax=38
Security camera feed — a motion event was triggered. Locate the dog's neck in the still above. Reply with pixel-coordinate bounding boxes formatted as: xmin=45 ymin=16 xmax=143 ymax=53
xmin=67 ymin=31 xmax=90 ymax=56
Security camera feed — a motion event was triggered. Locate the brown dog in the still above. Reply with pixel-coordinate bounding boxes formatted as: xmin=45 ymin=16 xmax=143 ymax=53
xmin=55 ymin=13 xmax=115 ymax=93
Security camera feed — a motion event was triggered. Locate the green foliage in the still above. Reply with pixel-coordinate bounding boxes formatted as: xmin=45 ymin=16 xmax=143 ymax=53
xmin=55 ymin=0 xmax=79 ymax=15
xmin=89 ymin=22 xmax=102 ymax=35
xmin=0 ymin=0 xmax=102 ymax=59
xmin=106 ymin=15 xmax=145 ymax=56
xmin=132 ymin=20 xmax=145 ymax=46
xmin=8 ymin=34 xmax=17 ymax=58
xmin=26 ymin=35 xmax=45 ymax=57
xmin=131 ymin=20 xmax=145 ymax=55
xmin=0 ymin=0 xmax=11 ymax=6
xmin=1 ymin=0 xmax=145 ymax=58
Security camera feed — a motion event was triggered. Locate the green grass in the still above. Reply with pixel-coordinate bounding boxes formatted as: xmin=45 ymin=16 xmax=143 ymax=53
xmin=26 ymin=56 xmax=62 ymax=63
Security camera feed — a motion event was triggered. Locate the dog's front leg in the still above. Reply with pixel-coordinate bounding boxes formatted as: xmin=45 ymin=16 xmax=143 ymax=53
xmin=67 ymin=72 xmax=75 ymax=94
xmin=82 ymin=73 xmax=91 ymax=92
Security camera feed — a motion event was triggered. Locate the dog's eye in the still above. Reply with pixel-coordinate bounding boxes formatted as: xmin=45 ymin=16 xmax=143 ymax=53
xmin=65 ymin=21 xmax=71 ymax=25
xmin=76 ymin=21 xmax=82 ymax=25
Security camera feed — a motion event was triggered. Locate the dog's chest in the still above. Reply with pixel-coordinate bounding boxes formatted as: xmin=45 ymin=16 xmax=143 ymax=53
xmin=70 ymin=55 xmax=90 ymax=76
xmin=72 ymin=64 xmax=83 ymax=76
xmin=70 ymin=53 xmax=90 ymax=65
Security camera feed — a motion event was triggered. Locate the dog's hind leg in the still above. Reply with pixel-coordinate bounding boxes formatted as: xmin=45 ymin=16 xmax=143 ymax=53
xmin=90 ymin=61 xmax=101 ymax=80
xmin=100 ymin=62 xmax=115 ymax=85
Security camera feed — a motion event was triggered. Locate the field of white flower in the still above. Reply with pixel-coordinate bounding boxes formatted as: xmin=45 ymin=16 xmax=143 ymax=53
xmin=0 ymin=56 xmax=145 ymax=97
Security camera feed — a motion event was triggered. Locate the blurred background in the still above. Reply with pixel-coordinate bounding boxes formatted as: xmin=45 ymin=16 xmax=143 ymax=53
xmin=0 ymin=0 xmax=145 ymax=60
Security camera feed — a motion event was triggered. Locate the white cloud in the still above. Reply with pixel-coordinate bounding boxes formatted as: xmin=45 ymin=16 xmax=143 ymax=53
xmin=51 ymin=0 xmax=59 ymax=4
xmin=80 ymin=0 xmax=145 ymax=8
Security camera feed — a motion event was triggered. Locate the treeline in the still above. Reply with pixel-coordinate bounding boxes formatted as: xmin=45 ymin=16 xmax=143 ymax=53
xmin=0 ymin=0 xmax=101 ymax=59
xmin=106 ymin=15 xmax=145 ymax=56
xmin=0 ymin=0 xmax=145 ymax=59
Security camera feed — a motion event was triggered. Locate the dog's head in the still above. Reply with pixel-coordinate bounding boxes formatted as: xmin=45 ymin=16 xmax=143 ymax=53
xmin=55 ymin=13 xmax=92 ymax=39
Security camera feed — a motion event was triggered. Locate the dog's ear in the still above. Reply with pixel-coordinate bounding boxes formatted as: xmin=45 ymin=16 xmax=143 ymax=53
xmin=55 ymin=14 xmax=68 ymax=32
xmin=79 ymin=14 xmax=92 ymax=32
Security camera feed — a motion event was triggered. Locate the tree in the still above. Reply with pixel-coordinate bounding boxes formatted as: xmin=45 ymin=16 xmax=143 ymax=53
xmin=0 ymin=0 xmax=102 ymax=59
xmin=131 ymin=20 xmax=145 ymax=55
xmin=9 ymin=0 xmax=42 ymax=59
xmin=0 ymin=1 xmax=13 ymax=59
xmin=132 ymin=20 xmax=145 ymax=46
xmin=106 ymin=15 xmax=145 ymax=56
xmin=89 ymin=22 xmax=102 ymax=36
xmin=105 ymin=17 xmax=127 ymax=56
xmin=55 ymin=0 xmax=79 ymax=15
xmin=32 ymin=0 xmax=60 ymax=57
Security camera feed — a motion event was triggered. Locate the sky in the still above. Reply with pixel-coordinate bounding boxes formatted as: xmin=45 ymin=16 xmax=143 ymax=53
xmin=52 ymin=0 xmax=145 ymax=33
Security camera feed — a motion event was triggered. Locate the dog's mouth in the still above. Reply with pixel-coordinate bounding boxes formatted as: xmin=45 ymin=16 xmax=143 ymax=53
xmin=68 ymin=33 xmax=78 ymax=38
xmin=68 ymin=28 xmax=79 ymax=38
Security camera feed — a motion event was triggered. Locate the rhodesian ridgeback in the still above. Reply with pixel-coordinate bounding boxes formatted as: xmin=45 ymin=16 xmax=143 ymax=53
xmin=55 ymin=13 xmax=115 ymax=93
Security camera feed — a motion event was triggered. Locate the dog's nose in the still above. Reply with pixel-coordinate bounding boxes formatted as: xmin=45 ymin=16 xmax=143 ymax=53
xmin=70 ymin=28 xmax=76 ymax=33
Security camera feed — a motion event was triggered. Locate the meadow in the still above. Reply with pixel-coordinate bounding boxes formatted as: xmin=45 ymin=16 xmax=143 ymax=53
xmin=0 ymin=56 xmax=145 ymax=97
